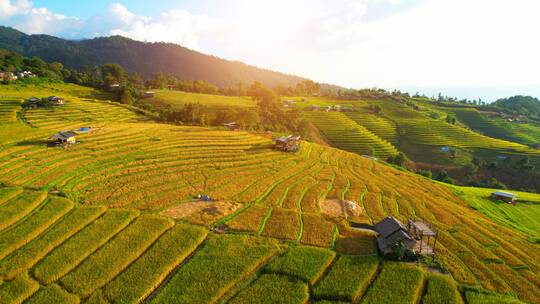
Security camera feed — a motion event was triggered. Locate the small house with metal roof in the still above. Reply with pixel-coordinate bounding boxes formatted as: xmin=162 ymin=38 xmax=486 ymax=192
xmin=274 ymin=135 xmax=301 ymax=152
xmin=51 ymin=131 xmax=77 ymax=144
xmin=491 ymin=191 xmax=517 ymax=204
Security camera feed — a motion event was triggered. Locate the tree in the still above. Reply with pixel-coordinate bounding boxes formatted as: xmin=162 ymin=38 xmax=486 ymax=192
xmin=119 ymin=88 xmax=134 ymax=105
xmin=463 ymin=163 xmax=478 ymax=180
xmin=387 ymin=152 xmax=406 ymax=167
xmin=370 ymin=105 xmax=382 ymax=114
xmin=101 ymin=64 xmax=126 ymax=88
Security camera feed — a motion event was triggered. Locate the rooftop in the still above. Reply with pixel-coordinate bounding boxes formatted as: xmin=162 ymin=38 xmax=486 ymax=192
xmin=492 ymin=191 xmax=517 ymax=198
xmin=374 ymin=216 xmax=407 ymax=238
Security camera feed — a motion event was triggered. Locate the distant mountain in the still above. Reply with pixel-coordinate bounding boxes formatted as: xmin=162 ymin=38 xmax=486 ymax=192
xmin=0 ymin=26 xmax=306 ymax=87
xmin=491 ymin=95 xmax=540 ymax=118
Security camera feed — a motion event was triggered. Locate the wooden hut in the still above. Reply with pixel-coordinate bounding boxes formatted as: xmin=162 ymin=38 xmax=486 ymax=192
xmin=374 ymin=216 xmax=416 ymax=255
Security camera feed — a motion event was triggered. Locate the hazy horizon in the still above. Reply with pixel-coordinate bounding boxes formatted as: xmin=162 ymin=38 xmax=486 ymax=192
xmin=1 ymin=0 xmax=540 ymax=101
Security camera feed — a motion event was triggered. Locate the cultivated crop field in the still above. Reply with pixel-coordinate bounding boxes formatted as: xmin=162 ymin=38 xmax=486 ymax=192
xmin=0 ymin=83 xmax=537 ymax=303
xmin=149 ymin=90 xmax=256 ymax=111
xmin=303 ymin=111 xmax=397 ymax=158
xmin=0 ymin=189 xmax=525 ymax=303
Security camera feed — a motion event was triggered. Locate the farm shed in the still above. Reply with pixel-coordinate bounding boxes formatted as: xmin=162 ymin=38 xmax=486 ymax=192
xmin=223 ymin=122 xmax=240 ymax=131
xmin=143 ymin=91 xmax=155 ymax=98
xmin=374 ymin=216 xmax=416 ymax=255
xmin=491 ymin=191 xmax=517 ymax=204
xmin=274 ymin=135 xmax=301 ymax=152
xmin=48 ymin=96 xmax=64 ymax=105
xmin=51 ymin=131 xmax=77 ymax=144
xmin=407 ymin=220 xmax=438 ymax=255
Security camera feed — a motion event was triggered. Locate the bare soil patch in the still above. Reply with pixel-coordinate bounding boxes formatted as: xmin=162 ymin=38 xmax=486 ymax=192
xmin=161 ymin=200 xmax=242 ymax=225
xmin=320 ymin=199 xmax=364 ymax=219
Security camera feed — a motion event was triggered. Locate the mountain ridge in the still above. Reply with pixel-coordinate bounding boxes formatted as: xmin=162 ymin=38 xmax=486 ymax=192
xmin=0 ymin=26 xmax=307 ymax=87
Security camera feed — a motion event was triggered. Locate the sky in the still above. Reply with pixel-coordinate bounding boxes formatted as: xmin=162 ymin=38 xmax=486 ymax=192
xmin=1 ymin=0 xmax=540 ymax=101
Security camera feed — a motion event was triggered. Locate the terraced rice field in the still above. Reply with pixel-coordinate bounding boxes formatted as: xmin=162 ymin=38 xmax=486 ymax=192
xmin=0 ymin=189 xmax=525 ymax=303
xmin=150 ymin=90 xmax=255 ymax=110
xmin=0 ymin=84 xmax=537 ymax=303
xmin=345 ymin=112 xmax=398 ymax=145
xmin=453 ymin=186 xmax=540 ymax=242
xmin=303 ymin=111 xmax=398 ymax=158
xmin=376 ymin=100 xmax=540 ymax=156
xmin=446 ymin=107 xmax=540 ymax=145
xmin=0 ymin=99 xmax=19 ymax=122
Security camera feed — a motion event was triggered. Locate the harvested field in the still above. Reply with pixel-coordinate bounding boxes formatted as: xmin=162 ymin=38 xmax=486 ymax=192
xmin=320 ymin=199 xmax=362 ymax=219
xmin=160 ymin=200 xmax=242 ymax=225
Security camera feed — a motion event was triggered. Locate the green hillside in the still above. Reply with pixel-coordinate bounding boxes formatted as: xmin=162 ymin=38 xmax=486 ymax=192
xmin=415 ymin=101 xmax=540 ymax=146
xmin=303 ymin=111 xmax=398 ymax=158
xmin=0 ymin=26 xmax=305 ymax=87
xmin=0 ymin=83 xmax=537 ymax=303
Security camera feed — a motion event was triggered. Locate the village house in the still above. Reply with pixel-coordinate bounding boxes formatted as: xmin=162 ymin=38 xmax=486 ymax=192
xmin=223 ymin=122 xmax=240 ymax=131
xmin=24 ymin=97 xmax=41 ymax=109
xmin=17 ymin=71 xmax=35 ymax=79
xmin=0 ymin=72 xmax=17 ymax=82
xmin=490 ymin=191 xmax=517 ymax=204
xmin=51 ymin=131 xmax=77 ymax=145
xmin=283 ymin=100 xmax=296 ymax=108
xmin=274 ymin=135 xmax=301 ymax=152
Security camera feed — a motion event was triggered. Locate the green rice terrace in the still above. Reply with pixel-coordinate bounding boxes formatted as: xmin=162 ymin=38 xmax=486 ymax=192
xmin=0 ymin=84 xmax=538 ymax=303
xmin=297 ymin=96 xmax=540 ymax=169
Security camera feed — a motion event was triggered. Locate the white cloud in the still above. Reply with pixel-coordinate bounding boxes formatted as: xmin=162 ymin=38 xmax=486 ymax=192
xmin=1 ymin=0 xmax=540 ymax=99
xmin=0 ymin=0 xmax=30 ymax=19
xmin=1 ymin=1 xmax=215 ymax=50
xmin=106 ymin=4 xmax=215 ymax=50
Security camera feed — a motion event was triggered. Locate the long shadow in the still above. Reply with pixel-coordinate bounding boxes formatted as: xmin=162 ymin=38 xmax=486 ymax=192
xmin=15 ymin=140 xmax=54 ymax=147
